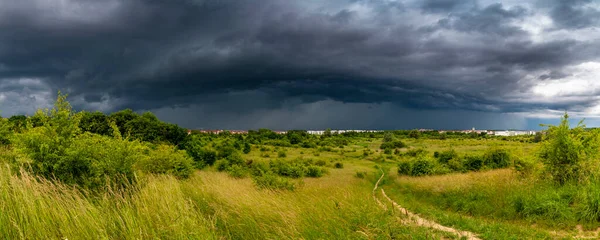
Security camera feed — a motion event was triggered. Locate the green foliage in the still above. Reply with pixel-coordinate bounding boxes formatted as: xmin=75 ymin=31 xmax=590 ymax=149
xmin=436 ymin=149 xmax=457 ymax=164
xmin=269 ymin=159 xmax=305 ymax=178
xmin=533 ymin=131 xmax=543 ymax=143
xmin=306 ymin=166 xmax=324 ymax=178
xmin=379 ymin=140 xmax=406 ymax=150
xmin=404 ymin=148 xmax=428 ymax=157
xmin=408 ymin=130 xmax=420 ymax=139
xmin=383 ymin=132 xmax=394 ymax=143
xmin=136 ymin=144 xmax=194 ymax=179
xmin=243 ymin=142 xmax=251 ymax=154
xmin=397 ymin=160 xmax=412 ymax=176
xmin=514 ymin=157 xmax=536 ymax=177
xmin=79 ymin=111 xmax=111 ymax=136
xmin=252 ymin=173 xmax=296 ymax=191
xmin=539 ymin=113 xmax=600 ymax=185
xmin=483 ymin=149 xmax=511 ymax=169
xmin=227 ymin=164 xmax=249 ymax=178
xmin=315 ymin=160 xmax=326 ymax=166
xmin=411 ymin=158 xmax=435 ymax=176
xmin=355 ymin=171 xmax=367 ymax=179
xmin=277 ymin=150 xmax=287 ymax=158
xmin=334 ymin=162 xmax=344 ymax=169
xmin=463 ymin=155 xmax=484 ymax=171
xmin=0 ymin=117 xmax=11 ymax=145
xmin=447 ymin=158 xmax=465 ymax=172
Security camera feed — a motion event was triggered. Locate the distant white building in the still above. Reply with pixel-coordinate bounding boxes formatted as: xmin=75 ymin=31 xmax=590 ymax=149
xmin=492 ymin=130 xmax=536 ymax=136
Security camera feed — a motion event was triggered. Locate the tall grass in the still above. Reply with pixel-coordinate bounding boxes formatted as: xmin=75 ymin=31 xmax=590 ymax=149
xmin=0 ymin=163 xmax=455 ymax=239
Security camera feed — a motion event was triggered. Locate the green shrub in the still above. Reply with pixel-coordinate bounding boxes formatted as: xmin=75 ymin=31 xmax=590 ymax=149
xmin=137 ymin=144 xmax=194 ymax=179
xmin=397 ymin=160 xmax=412 ymax=175
xmin=249 ymin=161 xmax=271 ymax=177
xmin=306 ymin=166 xmax=324 ymax=178
xmin=383 ymin=148 xmax=392 ymax=154
xmin=278 ymin=151 xmax=287 ymax=158
xmin=463 ymin=155 xmax=484 ymax=171
xmin=411 ymin=158 xmax=435 ymax=176
xmin=334 ymin=162 xmax=344 ymax=169
xmin=447 ymin=158 xmax=465 ymax=172
xmin=355 ymin=171 xmax=367 ymax=179
xmin=243 ymin=142 xmax=251 ymax=154
xmin=404 ymin=148 xmax=428 ymax=157
xmin=514 ymin=157 xmax=535 ymax=177
xmin=253 ymin=173 xmax=296 ymax=191
xmin=315 ymin=160 xmax=327 ymax=166
xmin=379 ymin=140 xmax=406 ymax=150
xmin=227 ymin=164 xmax=249 ymax=178
xmin=538 ymin=113 xmax=599 ymax=185
xmin=12 ymin=106 xmax=144 ymax=190
xmin=269 ymin=159 xmax=305 ymax=178
xmin=483 ymin=149 xmax=511 ymax=169
xmin=215 ymin=159 xmax=229 ymax=172
xmin=437 ymin=149 xmax=458 ymax=164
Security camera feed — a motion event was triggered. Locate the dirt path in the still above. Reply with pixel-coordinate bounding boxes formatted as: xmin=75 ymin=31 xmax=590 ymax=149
xmin=373 ymin=170 xmax=481 ymax=240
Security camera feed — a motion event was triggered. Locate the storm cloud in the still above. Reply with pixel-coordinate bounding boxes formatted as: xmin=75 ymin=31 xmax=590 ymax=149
xmin=1 ymin=0 xmax=600 ymax=129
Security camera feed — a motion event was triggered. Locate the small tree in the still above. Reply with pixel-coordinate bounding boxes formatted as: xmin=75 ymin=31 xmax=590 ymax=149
xmin=383 ymin=132 xmax=394 ymax=143
xmin=539 ymin=113 xmax=599 ymax=185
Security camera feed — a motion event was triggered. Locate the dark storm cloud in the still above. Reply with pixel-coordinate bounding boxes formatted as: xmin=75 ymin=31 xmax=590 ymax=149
xmin=1 ymin=0 xmax=600 ymax=128
xmin=547 ymin=0 xmax=600 ymax=29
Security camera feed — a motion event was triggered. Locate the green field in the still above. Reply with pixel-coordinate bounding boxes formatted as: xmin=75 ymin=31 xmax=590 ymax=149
xmin=2 ymin=94 xmax=600 ymax=239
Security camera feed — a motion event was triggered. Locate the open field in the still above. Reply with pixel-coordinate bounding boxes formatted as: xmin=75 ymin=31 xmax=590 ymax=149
xmin=2 ymin=96 xmax=600 ymax=239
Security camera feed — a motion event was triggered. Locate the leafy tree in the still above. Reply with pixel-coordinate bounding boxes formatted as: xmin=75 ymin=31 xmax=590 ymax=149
xmin=533 ymin=131 xmax=543 ymax=143
xmin=243 ymin=142 xmax=251 ymax=154
xmin=383 ymin=132 xmax=394 ymax=143
xmin=539 ymin=113 xmax=600 ymax=185
xmin=323 ymin=128 xmax=332 ymax=138
xmin=0 ymin=116 xmax=11 ymax=145
xmin=109 ymin=109 xmax=139 ymax=136
xmin=408 ymin=130 xmax=421 ymax=139
xmin=7 ymin=115 xmax=27 ymax=133
xmin=79 ymin=111 xmax=111 ymax=135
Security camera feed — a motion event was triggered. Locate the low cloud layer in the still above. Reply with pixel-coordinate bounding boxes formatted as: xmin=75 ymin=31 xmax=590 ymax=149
xmin=1 ymin=0 xmax=600 ymax=129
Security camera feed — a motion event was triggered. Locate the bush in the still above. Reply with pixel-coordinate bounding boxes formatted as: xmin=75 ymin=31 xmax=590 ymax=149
xmin=137 ymin=144 xmax=195 ymax=179
xmin=483 ymin=149 xmax=511 ymax=169
xmin=355 ymin=171 xmax=367 ymax=179
xmin=249 ymin=161 xmax=271 ymax=177
xmin=448 ymin=158 xmax=465 ymax=172
xmin=334 ymin=162 xmax=344 ymax=169
xmin=270 ymin=159 xmax=305 ymax=178
xmin=514 ymin=157 xmax=535 ymax=177
xmin=404 ymin=148 xmax=428 ymax=157
xmin=539 ymin=113 xmax=599 ymax=185
xmin=380 ymin=140 xmax=406 ymax=150
xmin=306 ymin=166 xmax=324 ymax=177
xmin=253 ymin=173 xmax=296 ymax=191
xmin=227 ymin=164 xmax=249 ymax=178
xmin=215 ymin=159 xmax=229 ymax=172
xmin=463 ymin=155 xmax=484 ymax=171
xmin=243 ymin=142 xmax=251 ymax=154
xmin=437 ymin=149 xmax=458 ymax=164
xmin=411 ymin=158 xmax=435 ymax=176
xmin=383 ymin=148 xmax=392 ymax=154
xmin=278 ymin=151 xmax=287 ymax=158
xmin=315 ymin=160 xmax=327 ymax=166
xmin=397 ymin=160 xmax=412 ymax=175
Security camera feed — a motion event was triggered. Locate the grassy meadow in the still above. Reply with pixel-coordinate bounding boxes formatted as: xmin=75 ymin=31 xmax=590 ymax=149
xmin=2 ymin=94 xmax=600 ymax=239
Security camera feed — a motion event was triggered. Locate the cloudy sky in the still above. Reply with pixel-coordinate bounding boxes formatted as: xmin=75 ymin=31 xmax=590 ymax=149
xmin=1 ymin=0 xmax=600 ymax=130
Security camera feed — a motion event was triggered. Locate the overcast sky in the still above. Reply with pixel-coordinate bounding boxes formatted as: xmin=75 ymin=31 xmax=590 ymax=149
xmin=1 ymin=0 xmax=600 ymax=130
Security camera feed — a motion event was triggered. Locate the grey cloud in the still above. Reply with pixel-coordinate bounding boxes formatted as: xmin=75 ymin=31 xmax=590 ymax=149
xmin=0 ymin=0 xmax=599 ymax=129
